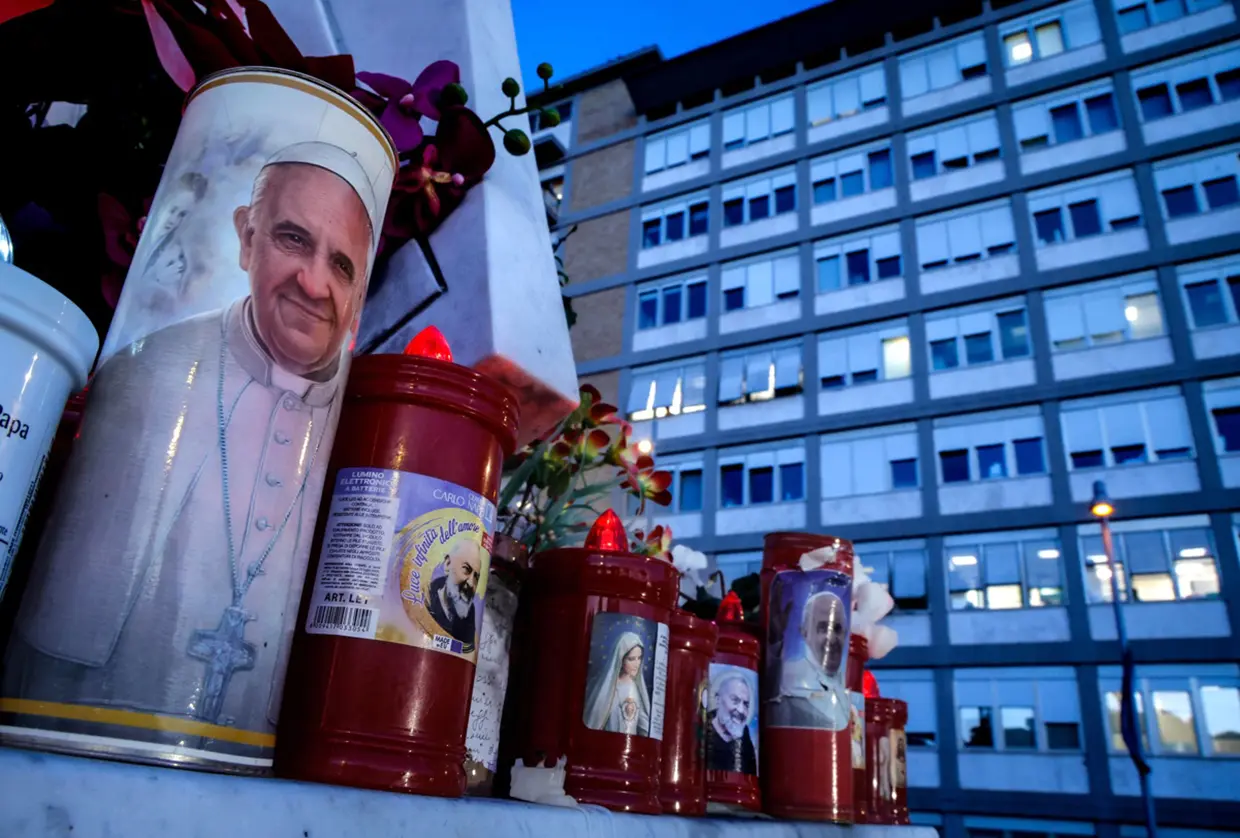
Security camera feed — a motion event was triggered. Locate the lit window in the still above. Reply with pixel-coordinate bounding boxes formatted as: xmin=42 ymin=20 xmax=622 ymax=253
xmin=1005 ymin=31 xmax=1033 ymax=65
xmin=1153 ymin=690 xmax=1199 ymax=754
xmin=1125 ymin=292 xmax=1164 ymax=340
xmin=882 ymin=336 xmax=911 ymax=379
xmin=1034 ymin=21 xmax=1064 ymax=58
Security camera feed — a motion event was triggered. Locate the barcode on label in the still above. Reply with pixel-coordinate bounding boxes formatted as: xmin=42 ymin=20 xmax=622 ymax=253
xmin=310 ymin=604 xmax=373 ymax=634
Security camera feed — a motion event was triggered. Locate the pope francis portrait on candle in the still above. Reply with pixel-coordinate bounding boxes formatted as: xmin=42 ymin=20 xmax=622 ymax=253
xmin=3 ymin=141 xmax=379 ymax=750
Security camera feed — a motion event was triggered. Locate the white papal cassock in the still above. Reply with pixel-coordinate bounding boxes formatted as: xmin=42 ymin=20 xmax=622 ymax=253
xmin=5 ymin=297 xmax=339 ymax=736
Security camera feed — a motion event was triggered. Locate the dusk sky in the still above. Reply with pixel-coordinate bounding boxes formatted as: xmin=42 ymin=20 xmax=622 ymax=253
xmin=511 ymin=0 xmax=828 ymax=90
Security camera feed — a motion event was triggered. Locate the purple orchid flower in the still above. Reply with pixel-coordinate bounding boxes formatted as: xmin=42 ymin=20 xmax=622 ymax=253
xmin=356 ymin=60 xmax=460 ymax=154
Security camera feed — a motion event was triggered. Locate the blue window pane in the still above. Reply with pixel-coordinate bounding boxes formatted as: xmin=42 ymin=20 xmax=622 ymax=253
xmin=817 ymin=256 xmax=841 ymax=292
xmin=868 ymin=149 xmax=893 ymax=190
xmin=774 ymin=185 xmax=796 ymax=214
xmin=662 ymin=286 xmax=682 ymax=324
xmin=1153 ymin=0 xmax=1186 ymax=23
xmin=721 ymin=464 xmax=744 ymax=507
xmin=1085 ymin=93 xmax=1119 ymax=134
xmin=679 ymin=469 xmax=703 ymax=511
xmin=1220 ymin=69 xmax=1240 ymax=102
xmin=891 ymin=458 xmax=918 ymax=489
xmin=638 ymin=292 xmax=658 ymax=329
xmin=642 ymin=218 xmax=661 ymax=248
xmin=724 ymin=287 xmax=746 ymax=312
xmin=1204 ymin=176 xmax=1240 ymax=210
xmin=749 ymin=467 xmax=774 ymax=504
xmin=852 ymin=370 xmax=878 ymax=384
xmin=723 ymin=198 xmax=745 ymax=227
xmin=998 ymin=310 xmax=1031 ymax=359
xmin=978 ymin=444 xmax=1007 ymax=479
xmin=1214 ymin=407 xmax=1240 ymax=453
xmin=780 ymin=463 xmax=805 ymax=501
xmin=1014 ymin=438 xmax=1045 ymax=475
xmin=1230 ymin=276 xmax=1240 ymax=322
xmin=1163 ymin=186 xmax=1200 ymax=218
xmin=940 ymin=450 xmax=970 ymax=483
xmin=1051 ymin=103 xmax=1084 ymax=144
xmin=841 ymin=170 xmax=865 ymax=197
xmin=1034 ymin=208 xmax=1065 ymax=245
xmin=821 ymin=375 xmax=846 ymax=389
xmin=964 ymin=333 xmax=994 ymax=364
xmin=1117 ymin=5 xmax=1150 ymax=34
xmin=1113 ymin=444 xmax=1148 ymax=465
xmin=1071 ymin=450 xmax=1104 ymax=468
xmin=1069 ymin=200 xmax=1102 ymax=238
xmin=689 ymin=202 xmax=710 ymax=236
xmin=877 ymin=255 xmax=902 ymax=279
xmin=931 ymin=339 xmax=960 ymax=370
xmin=1176 ymin=78 xmax=1214 ymax=112
xmin=686 ymin=281 xmax=707 ymax=319
xmin=749 ymin=194 xmax=771 ymax=221
xmin=846 ymin=249 xmax=871 ymax=285
xmin=1138 ymin=84 xmax=1174 ymax=120
xmin=813 ymin=178 xmax=837 ymax=204
xmin=1185 ymin=280 xmax=1227 ymax=327
xmin=911 ymin=151 xmax=937 ymax=180
xmin=665 ymin=211 xmax=685 ymax=242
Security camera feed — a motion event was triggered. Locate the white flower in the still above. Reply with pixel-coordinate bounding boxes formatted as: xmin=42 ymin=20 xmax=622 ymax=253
xmin=798 ymin=545 xmax=837 ymax=571
xmin=671 ymin=544 xmax=708 ymax=574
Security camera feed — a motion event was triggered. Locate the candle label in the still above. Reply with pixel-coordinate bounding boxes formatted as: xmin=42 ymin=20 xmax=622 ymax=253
xmin=705 ymin=663 xmax=760 ymax=776
xmin=581 ymin=612 xmax=669 ymax=741
xmin=464 ymin=573 xmax=518 ymax=772
xmin=850 ymin=691 xmax=866 ymax=769
xmin=764 ymin=568 xmax=852 ymax=730
xmin=305 ymin=466 xmax=495 ymax=663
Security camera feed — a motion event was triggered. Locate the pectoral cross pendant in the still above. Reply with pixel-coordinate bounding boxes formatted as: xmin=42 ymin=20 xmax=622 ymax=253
xmin=188 ymin=605 xmax=257 ymax=724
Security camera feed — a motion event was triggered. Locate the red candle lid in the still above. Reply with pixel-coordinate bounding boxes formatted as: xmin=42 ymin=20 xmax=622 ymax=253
xmin=584 ymin=509 xmax=627 ymax=553
xmin=404 ymin=325 xmax=454 ymax=362
xmin=863 ymin=670 xmax=880 ymax=699
xmin=716 ymin=591 xmax=745 ymax=623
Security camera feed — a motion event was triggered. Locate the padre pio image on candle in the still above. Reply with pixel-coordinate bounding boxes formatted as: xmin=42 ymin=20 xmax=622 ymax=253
xmin=765 ymin=570 xmax=853 ymax=731
xmin=582 ymin=612 xmax=669 ymax=740
xmin=0 ymin=69 xmax=395 ymax=770
xmin=705 ymin=663 xmax=760 ymax=776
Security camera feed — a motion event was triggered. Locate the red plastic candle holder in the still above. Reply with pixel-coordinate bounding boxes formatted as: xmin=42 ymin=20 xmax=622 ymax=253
xmin=659 ymin=609 xmax=718 ymax=816
xmin=864 ymin=696 xmax=909 ymax=825
xmin=705 ymin=617 xmax=762 ymax=812
xmin=847 ymin=634 xmax=870 ymax=824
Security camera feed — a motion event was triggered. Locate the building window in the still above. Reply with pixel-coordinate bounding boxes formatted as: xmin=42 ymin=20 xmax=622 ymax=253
xmin=1213 ymin=406 xmax=1240 ymax=452
xmin=721 ymin=168 xmax=797 ymax=227
xmin=1001 ymin=707 xmax=1036 ymax=748
xmin=721 ymin=250 xmax=800 ymax=314
xmin=1028 ymin=172 xmax=1143 ymax=245
xmin=899 ymin=33 xmax=989 ymax=99
xmin=822 ymin=426 xmax=920 ymax=505
xmin=1132 ymin=44 xmax=1240 ymax=123
xmin=635 ymin=277 xmax=708 ymax=331
xmin=1153 ymin=147 xmax=1240 ymax=221
xmin=640 ymin=195 xmax=710 ymax=250
xmin=947 ymin=537 xmax=1063 ymax=610
xmin=1201 ymin=685 xmax=1240 ymax=755
xmin=1106 ymin=670 xmax=1240 ymax=758
xmin=818 ymin=326 xmax=912 ymax=391
xmin=626 ymin=361 xmax=707 ymax=421
xmin=1016 ymin=84 xmax=1123 ymax=151
xmin=721 ymin=463 xmax=744 ymax=507
xmin=906 ymin=113 xmax=1001 ymax=181
xmin=812 ymin=143 xmax=896 ymax=203
xmin=1180 ymin=257 xmax=1240 ymax=329
xmin=940 ymin=449 xmax=970 ymax=483
xmin=1105 ymin=690 xmax=1150 ymax=752
xmin=679 ymin=469 xmax=703 ymax=512
xmin=719 ymin=448 xmax=807 ymax=508
xmin=857 ymin=547 xmax=929 ymax=611
xmin=749 ymin=466 xmax=774 ymax=504
xmin=816 ymin=227 xmax=903 ymax=294
xmin=722 ymin=92 xmax=795 ymax=151
xmin=961 ymin=706 xmax=994 ymax=748
xmin=1044 ymin=275 xmax=1166 ymax=350
xmin=916 ymin=202 xmax=1018 ymax=271
xmin=781 ymin=462 xmax=805 ymax=501
xmin=926 ymin=305 xmax=1031 ymax=371
xmin=1081 ymin=523 xmax=1220 ymax=603
xmin=808 ymin=64 xmax=887 ymax=126
xmin=718 ymin=343 xmax=803 ymax=405
xmin=1154 ymin=690 xmax=1199 ymax=754
xmin=1117 ymin=0 xmax=1228 ymax=34
xmin=1061 ymin=390 xmax=1195 ymax=472
xmin=644 ymin=119 xmax=710 ymax=174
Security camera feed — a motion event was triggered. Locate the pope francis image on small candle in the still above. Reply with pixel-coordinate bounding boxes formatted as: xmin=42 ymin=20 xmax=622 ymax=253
xmin=3 ymin=141 xmax=379 ymax=748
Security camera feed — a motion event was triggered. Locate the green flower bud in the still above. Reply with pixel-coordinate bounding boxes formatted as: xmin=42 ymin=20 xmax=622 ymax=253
xmin=503 ymin=128 xmax=531 ymax=156
xmin=541 ymin=107 xmax=561 ymax=128
xmin=439 ymin=82 xmax=468 ymax=108
xmin=501 ymin=77 xmax=520 ymax=98
xmin=536 ymin=62 xmax=554 ymax=81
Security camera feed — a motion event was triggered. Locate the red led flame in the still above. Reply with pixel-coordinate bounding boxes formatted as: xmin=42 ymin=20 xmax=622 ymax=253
xmin=403 ymin=326 xmax=453 ymax=362
xmin=863 ymin=669 xmax=880 ymax=699
xmin=585 ymin=509 xmax=627 ymax=552
xmin=716 ymin=590 xmax=745 ymax=623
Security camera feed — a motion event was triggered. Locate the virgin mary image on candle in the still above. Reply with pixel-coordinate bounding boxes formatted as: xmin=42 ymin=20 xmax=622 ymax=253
xmin=582 ymin=614 xmax=658 ymax=737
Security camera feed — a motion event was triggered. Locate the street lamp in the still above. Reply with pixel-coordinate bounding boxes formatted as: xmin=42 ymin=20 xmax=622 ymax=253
xmin=1091 ymin=480 xmax=1157 ymax=838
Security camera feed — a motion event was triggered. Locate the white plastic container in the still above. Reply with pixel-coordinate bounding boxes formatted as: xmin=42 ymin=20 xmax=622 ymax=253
xmin=0 ymin=262 xmax=97 ymax=595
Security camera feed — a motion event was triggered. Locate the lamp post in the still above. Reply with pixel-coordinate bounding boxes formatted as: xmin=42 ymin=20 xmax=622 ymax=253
xmin=1091 ymin=480 xmax=1158 ymax=838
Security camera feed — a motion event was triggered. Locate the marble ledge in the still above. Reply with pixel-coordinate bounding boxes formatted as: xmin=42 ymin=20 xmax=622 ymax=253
xmin=0 ymin=746 xmax=936 ymax=838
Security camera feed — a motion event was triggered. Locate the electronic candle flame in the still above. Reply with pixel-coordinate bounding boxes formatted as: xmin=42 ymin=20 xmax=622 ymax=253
xmin=403 ymin=326 xmax=454 ymax=362
xmin=585 ymin=509 xmax=627 ymax=552
xmin=716 ymin=590 xmax=745 ymax=623
xmin=863 ymin=670 xmax=880 ymax=699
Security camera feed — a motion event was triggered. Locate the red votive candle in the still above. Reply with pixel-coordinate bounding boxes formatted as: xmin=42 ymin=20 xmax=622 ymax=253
xmin=865 ymin=697 xmax=909 ymax=825
xmin=659 ymin=609 xmax=718 ymax=815
xmin=847 ymin=634 xmax=870 ymax=824
xmin=705 ymin=606 xmax=762 ymax=813
xmin=760 ymin=532 xmax=856 ymax=823
xmin=275 ymin=328 xmax=520 ymax=797
xmin=513 ymin=510 xmax=680 ymax=814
